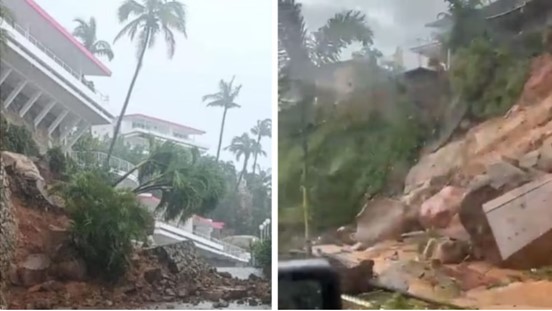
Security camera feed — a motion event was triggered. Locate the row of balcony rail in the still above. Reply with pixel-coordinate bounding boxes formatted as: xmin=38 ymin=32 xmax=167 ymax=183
xmin=1 ymin=17 xmax=110 ymax=105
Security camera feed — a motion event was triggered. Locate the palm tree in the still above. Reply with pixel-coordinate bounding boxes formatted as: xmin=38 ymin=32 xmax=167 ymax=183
xmin=203 ymin=77 xmax=242 ymax=161
xmin=250 ymin=119 xmax=271 ymax=174
xmin=114 ymin=141 xmax=226 ymax=223
xmin=279 ymin=0 xmax=373 ymax=246
xmin=72 ymin=17 xmax=114 ymax=61
xmin=226 ymin=133 xmax=258 ymax=189
xmin=106 ymin=0 xmax=187 ymax=165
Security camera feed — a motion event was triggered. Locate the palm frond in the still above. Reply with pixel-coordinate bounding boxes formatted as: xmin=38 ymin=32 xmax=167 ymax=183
xmin=313 ymin=10 xmax=373 ymax=65
xmin=114 ymin=15 xmax=145 ymax=43
xmin=118 ymin=0 xmax=145 ymax=22
xmin=92 ymin=40 xmax=114 ymax=60
xmin=278 ymin=0 xmax=312 ymax=80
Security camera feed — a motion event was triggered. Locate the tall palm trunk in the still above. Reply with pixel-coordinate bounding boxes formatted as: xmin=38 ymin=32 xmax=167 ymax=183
xmin=251 ymin=134 xmax=261 ymax=175
xmin=216 ymin=107 xmax=228 ymax=161
xmin=106 ymin=30 xmax=150 ymax=166
xmin=236 ymin=154 xmax=249 ymax=190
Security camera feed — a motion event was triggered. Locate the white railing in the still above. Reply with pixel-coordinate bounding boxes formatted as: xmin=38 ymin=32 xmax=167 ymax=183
xmin=154 ymin=221 xmax=251 ymax=262
xmin=68 ymin=151 xmax=139 ymax=182
xmin=2 ymin=17 xmax=109 ymax=105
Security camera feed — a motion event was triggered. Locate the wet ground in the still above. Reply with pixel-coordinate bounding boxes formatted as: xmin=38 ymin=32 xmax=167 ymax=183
xmin=314 ymin=239 xmax=552 ymax=309
xmin=148 ymin=267 xmax=270 ymax=310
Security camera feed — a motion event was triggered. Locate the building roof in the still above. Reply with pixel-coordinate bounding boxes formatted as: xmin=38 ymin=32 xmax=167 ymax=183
xmin=25 ymin=0 xmax=112 ymax=76
xmin=124 ymin=113 xmax=206 ymax=135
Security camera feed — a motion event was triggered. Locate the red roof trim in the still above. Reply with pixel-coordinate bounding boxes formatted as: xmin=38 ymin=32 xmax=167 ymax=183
xmin=25 ymin=0 xmax=112 ymax=76
xmin=124 ymin=113 xmax=206 ymax=135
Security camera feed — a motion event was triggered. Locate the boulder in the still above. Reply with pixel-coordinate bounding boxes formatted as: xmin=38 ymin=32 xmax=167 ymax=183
xmin=1 ymin=152 xmax=43 ymax=181
xmin=404 ymin=140 xmax=465 ymax=194
xmin=18 ymin=254 xmax=51 ymax=287
xmin=419 ymin=186 xmax=466 ymax=230
xmin=355 ymin=199 xmax=417 ymax=247
xmin=486 ymin=160 xmax=529 ymax=190
xmin=45 ymin=225 xmax=70 ymax=259
xmin=144 ymin=267 xmax=163 ymax=284
xmin=222 ymin=286 xmax=248 ymax=300
xmin=53 ymin=259 xmax=87 ymax=281
xmin=519 ymin=150 xmax=541 ymax=169
xmin=432 ymin=239 xmax=471 ymax=264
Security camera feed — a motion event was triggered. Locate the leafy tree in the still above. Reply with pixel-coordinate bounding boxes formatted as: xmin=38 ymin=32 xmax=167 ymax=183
xmin=72 ymin=17 xmax=114 ymax=61
xmin=107 ymin=0 xmax=187 ymax=164
xmin=250 ymin=119 xmax=271 ymax=174
xmin=203 ymin=77 xmax=243 ymax=161
xmin=226 ymin=133 xmax=260 ymax=189
xmin=252 ymin=238 xmax=271 ymax=278
xmin=439 ymin=0 xmax=486 ymax=51
xmin=278 ymin=0 xmax=373 ymax=242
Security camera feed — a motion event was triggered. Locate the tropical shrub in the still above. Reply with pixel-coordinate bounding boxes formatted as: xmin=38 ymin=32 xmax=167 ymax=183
xmin=46 ymin=147 xmax=67 ymax=177
xmin=0 ymin=117 xmax=39 ymax=156
xmin=56 ymin=172 xmax=152 ymax=281
xmin=451 ymin=37 xmax=530 ymax=119
xmin=252 ymin=238 xmax=271 ymax=278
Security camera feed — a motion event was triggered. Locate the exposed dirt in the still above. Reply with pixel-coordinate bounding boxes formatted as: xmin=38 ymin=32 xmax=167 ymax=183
xmin=4 ymin=168 xmax=271 ymax=309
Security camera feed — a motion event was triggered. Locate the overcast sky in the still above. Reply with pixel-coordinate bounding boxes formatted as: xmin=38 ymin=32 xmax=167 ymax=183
xmin=36 ymin=0 xmax=272 ymax=170
xmin=300 ymin=0 xmax=448 ymax=67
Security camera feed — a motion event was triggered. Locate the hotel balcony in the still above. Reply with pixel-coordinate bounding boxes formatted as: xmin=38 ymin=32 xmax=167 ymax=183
xmin=0 ymin=0 xmax=113 ymax=151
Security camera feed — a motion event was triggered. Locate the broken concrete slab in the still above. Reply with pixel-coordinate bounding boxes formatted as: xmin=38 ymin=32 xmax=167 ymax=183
xmin=483 ymin=175 xmax=552 ymax=269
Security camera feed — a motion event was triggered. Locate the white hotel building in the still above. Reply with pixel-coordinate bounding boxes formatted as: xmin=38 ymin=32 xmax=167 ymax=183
xmin=1 ymin=0 xmax=113 ymax=152
xmin=0 ymin=0 xmax=208 ymax=154
xmin=92 ymin=114 xmax=209 ymax=152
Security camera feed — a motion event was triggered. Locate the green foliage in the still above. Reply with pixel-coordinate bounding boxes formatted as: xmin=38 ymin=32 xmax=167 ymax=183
xmin=280 ymin=101 xmax=425 ymax=230
xmin=0 ymin=117 xmax=39 ymax=156
xmin=56 ymin=171 xmax=152 ymax=281
xmin=451 ymin=37 xmax=530 ymax=119
xmin=46 ymin=147 xmax=67 ymax=177
xmin=252 ymin=238 xmax=271 ymax=277
xmin=73 ymin=132 xmax=148 ymax=165
xmin=133 ymin=142 xmax=227 ymax=224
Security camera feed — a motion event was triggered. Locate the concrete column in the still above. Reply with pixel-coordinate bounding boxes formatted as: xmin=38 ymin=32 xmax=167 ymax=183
xmin=59 ymin=116 xmax=81 ymax=143
xmin=67 ymin=120 xmax=89 ymax=149
xmin=48 ymin=109 xmax=69 ymax=136
xmin=0 ymin=68 xmax=12 ymax=86
xmin=19 ymin=91 xmax=42 ymax=117
xmin=34 ymin=101 xmax=56 ymax=127
xmin=3 ymin=80 xmax=27 ymax=108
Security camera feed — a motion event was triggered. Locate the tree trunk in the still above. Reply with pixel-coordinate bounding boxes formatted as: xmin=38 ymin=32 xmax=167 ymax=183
xmin=300 ymin=91 xmax=314 ymax=255
xmin=237 ymin=154 xmax=249 ymax=190
xmin=216 ymin=107 xmax=228 ymax=161
xmin=251 ymin=134 xmax=261 ymax=175
xmin=106 ymin=30 xmax=150 ymax=166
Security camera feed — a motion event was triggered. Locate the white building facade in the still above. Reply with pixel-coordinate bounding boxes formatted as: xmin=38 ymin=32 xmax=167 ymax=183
xmin=0 ymin=0 xmax=113 ymax=152
xmin=92 ymin=114 xmax=209 ymax=152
